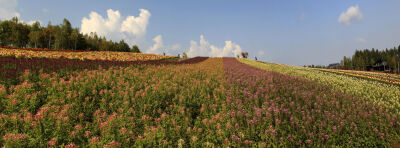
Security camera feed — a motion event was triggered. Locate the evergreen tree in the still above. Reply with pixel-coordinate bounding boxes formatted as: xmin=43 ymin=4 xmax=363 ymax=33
xmin=131 ymin=45 xmax=141 ymax=53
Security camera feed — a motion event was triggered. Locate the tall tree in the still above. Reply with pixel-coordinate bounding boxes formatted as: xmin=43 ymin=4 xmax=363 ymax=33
xmin=0 ymin=20 xmax=13 ymax=46
xmin=10 ymin=17 xmax=30 ymax=47
xmin=55 ymin=19 xmax=73 ymax=49
xmin=131 ymin=45 xmax=141 ymax=53
xmin=70 ymin=28 xmax=79 ymax=50
xmin=0 ymin=17 xmax=142 ymax=52
xmin=28 ymin=21 xmax=41 ymax=48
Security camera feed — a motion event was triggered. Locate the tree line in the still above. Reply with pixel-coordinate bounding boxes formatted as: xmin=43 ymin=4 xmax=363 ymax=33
xmin=340 ymin=45 xmax=400 ymax=73
xmin=0 ymin=17 xmax=141 ymax=52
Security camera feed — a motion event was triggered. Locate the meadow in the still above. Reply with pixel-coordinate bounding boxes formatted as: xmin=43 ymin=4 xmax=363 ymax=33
xmin=0 ymin=48 xmax=399 ymax=147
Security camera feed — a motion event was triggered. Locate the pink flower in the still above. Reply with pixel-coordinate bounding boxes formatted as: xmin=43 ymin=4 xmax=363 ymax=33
xmin=245 ymin=140 xmax=250 ymax=144
xmin=70 ymin=131 xmax=77 ymax=137
xmin=275 ymin=119 xmax=281 ymax=125
xmin=99 ymin=122 xmax=109 ymax=129
xmin=10 ymin=99 xmax=18 ymax=105
xmin=48 ymin=138 xmax=57 ymax=146
xmin=106 ymin=140 xmax=121 ymax=147
xmin=64 ymin=143 xmax=76 ymax=148
xmin=287 ymin=135 xmax=292 ymax=140
xmin=120 ymin=127 xmax=128 ymax=134
xmin=90 ymin=137 xmax=100 ymax=144
xmin=3 ymin=133 xmax=26 ymax=141
xmin=34 ymin=113 xmax=43 ymax=121
xmin=74 ymin=124 xmax=82 ymax=130
xmin=84 ymin=131 xmax=92 ymax=138
xmin=202 ymin=119 xmax=208 ymax=124
xmin=306 ymin=139 xmax=312 ymax=144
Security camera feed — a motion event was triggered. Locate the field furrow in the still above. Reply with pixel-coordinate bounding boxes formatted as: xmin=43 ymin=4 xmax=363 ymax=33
xmin=223 ymin=58 xmax=399 ymax=147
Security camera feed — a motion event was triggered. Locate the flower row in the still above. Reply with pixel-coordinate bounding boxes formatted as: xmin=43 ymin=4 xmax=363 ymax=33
xmin=0 ymin=55 xmax=206 ymax=87
xmin=224 ymin=58 xmax=399 ymax=146
xmin=0 ymin=58 xmax=227 ymax=147
xmin=0 ymin=48 xmax=172 ymax=62
xmin=238 ymin=58 xmax=400 ymax=116
xmin=314 ymin=68 xmax=400 ymax=86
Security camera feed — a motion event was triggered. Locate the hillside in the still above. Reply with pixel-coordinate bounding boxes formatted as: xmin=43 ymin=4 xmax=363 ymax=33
xmin=0 ymin=49 xmax=399 ymax=147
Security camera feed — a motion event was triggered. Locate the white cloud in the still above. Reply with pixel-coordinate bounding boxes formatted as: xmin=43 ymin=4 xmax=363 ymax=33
xmin=338 ymin=5 xmax=363 ymax=26
xmin=257 ymin=50 xmax=265 ymax=56
xmin=147 ymin=35 xmax=181 ymax=55
xmin=147 ymin=35 xmax=164 ymax=54
xmin=356 ymin=38 xmax=366 ymax=44
xmin=187 ymin=35 xmax=242 ymax=57
xmin=0 ymin=0 xmax=20 ymax=20
xmin=81 ymin=9 xmax=151 ymax=46
xmin=26 ymin=20 xmax=42 ymax=25
xmin=121 ymin=9 xmax=150 ymax=37
xmin=0 ymin=0 xmax=42 ymax=26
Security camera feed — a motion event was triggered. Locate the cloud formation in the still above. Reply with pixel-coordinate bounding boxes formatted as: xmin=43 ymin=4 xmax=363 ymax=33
xmin=338 ymin=5 xmax=363 ymax=26
xmin=146 ymin=35 xmax=181 ymax=55
xmin=0 ymin=0 xmax=20 ymax=20
xmin=147 ymin=35 xmax=164 ymax=54
xmin=26 ymin=20 xmax=42 ymax=25
xmin=0 ymin=0 xmax=40 ymax=24
xmin=81 ymin=9 xmax=151 ymax=46
xmin=356 ymin=38 xmax=366 ymax=44
xmin=188 ymin=35 xmax=242 ymax=57
xmin=257 ymin=50 xmax=265 ymax=56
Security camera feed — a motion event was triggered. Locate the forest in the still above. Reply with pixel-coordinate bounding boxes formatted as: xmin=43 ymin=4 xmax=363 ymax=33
xmin=341 ymin=46 xmax=400 ymax=73
xmin=0 ymin=17 xmax=141 ymax=53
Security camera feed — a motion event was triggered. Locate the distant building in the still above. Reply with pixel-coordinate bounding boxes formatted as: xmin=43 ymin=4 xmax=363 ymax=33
xmin=367 ymin=62 xmax=387 ymax=72
xmin=327 ymin=63 xmax=340 ymax=69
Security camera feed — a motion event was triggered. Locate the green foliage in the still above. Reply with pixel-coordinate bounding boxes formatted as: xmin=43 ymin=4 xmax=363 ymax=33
xmin=0 ymin=58 xmax=226 ymax=147
xmin=182 ymin=52 xmax=188 ymax=58
xmin=341 ymin=46 xmax=400 ymax=72
xmin=131 ymin=45 xmax=141 ymax=53
xmin=0 ymin=17 xmax=141 ymax=52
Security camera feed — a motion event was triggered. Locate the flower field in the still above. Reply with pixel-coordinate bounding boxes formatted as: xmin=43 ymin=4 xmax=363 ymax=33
xmin=239 ymin=58 xmax=400 ymax=116
xmin=224 ymin=58 xmax=399 ymax=147
xmin=312 ymin=68 xmax=400 ymax=86
xmin=0 ymin=48 xmax=197 ymax=87
xmin=0 ymin=53 xmax=399 ymax=147
xmin=0 ymin=47 xmax=172 ymax=61
xmin=0 ymin=57 xmax=225 ymax=147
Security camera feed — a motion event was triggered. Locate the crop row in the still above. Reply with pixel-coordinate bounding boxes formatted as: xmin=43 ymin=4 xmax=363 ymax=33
xmin=0 ymin=48 xmax=171 ymax=61
xmin=0 ymin=58 xmax=226 ymax=147
xmin=0 ymin=57 xmax=399 ymax=147
xmin=239 ymin=58 xmax=400 ymax=116
xmin=313 ymin=68 xmax=400 ymax=86
xmin=0 ymin=46 xmax=92 ymax=52
xmin=223 ymin=58 xmax=399 ymax=147
xmin=0 ymin=55 xmax=206 ymax=87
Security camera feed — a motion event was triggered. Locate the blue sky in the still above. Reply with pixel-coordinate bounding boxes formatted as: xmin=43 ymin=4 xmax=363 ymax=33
xmin=1 ymin=0 xmax=400 ymax=65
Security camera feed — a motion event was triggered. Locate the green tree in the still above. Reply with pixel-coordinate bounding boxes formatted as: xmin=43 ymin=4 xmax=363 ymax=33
xmin=182 ymin=52 xmax=188 ymax=58
xmin=69 ymin=29 xmax=79 ymax=50
xmin=131 ymin=45 xmax=141 ymax=53
xmin=28 ymin=21 xmax=41 ymax=48
xmin=55 ymin=19 xmax=72 ymax=49
xmin=10 ymin=17 xmax=30 ymax=47
xmin=42 ymin=22 xmax=56 ymax=49
xmin=117 ymin=40 xmax=130 ymax=52
xmin=0 ymin=20 xmax=13 ymax=46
